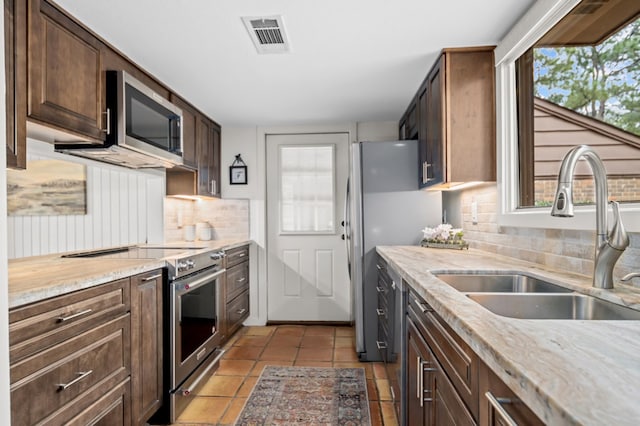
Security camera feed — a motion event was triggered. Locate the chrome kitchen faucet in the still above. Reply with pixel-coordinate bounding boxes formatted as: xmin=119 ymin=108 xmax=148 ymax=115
xmin=550 ymin=144 xmax=629 ymax=289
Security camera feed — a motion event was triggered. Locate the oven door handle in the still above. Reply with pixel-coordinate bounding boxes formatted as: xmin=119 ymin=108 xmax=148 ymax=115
xmin=176 ymin=268 xmax=226 ymax=294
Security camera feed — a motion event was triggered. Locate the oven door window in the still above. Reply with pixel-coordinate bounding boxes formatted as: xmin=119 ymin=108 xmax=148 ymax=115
xmin=125 ymin=83 xmax=181 ymax=153
xmin=179 ymin=280 xmax=218 ymax=363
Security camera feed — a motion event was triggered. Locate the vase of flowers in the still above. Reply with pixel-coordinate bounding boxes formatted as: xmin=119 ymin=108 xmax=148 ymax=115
xmin=421 ymin=224 xmax=469 ymax=250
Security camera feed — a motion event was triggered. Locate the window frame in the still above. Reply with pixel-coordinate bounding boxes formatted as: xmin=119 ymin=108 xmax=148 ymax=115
xmin=277 ymin=143 xmax=337 ymax=235
xmin=496 ymin=0 xmax=640 ymax=232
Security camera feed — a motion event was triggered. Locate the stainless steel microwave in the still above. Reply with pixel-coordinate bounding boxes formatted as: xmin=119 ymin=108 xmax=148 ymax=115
xmin=56 ymin=70 xmax=183 ymax=168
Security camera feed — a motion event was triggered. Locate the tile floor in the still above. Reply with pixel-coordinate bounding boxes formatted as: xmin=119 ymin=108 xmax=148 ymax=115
xmin=173 ymin=324 xmax=399 ymax=426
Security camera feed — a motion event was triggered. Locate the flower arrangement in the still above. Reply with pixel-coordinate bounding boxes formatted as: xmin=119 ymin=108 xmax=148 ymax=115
xmin=421 ymin=224 xmax=468 ymax=249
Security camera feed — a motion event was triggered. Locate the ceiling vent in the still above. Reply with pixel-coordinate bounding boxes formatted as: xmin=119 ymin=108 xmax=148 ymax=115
xmin=242 ymin=16 xmax=290 ymax=54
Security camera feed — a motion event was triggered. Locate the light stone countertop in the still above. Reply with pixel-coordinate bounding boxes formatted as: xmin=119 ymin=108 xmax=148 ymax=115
xmin=9 ymin=239 xmax=251 ymax=309
xmin=376 ymin=245 xmax=640 ymax=426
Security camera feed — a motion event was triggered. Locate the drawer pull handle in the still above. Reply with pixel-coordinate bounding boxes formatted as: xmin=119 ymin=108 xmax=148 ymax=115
xmin=419 ymin=360 xmax=436 ymax=407
xmin=57 ymin=370 xmax=93 ymax=391
xmin=411 ymin=295 xmax=432 ymax=313
xmin=237 ymin=277 xmax=247 ymax=283
xmin=142 ymin=273 xmax=162 ymax=282
xmin=238 ymin=253 xmax=246 ymax=257
xmin=237 ymin=308 xmax=247 ymax=315
xmin=376 ymin=286 xmax=384 ymax=293
xmin=57 ymin=309 xmax=92 ymax=323
xmin=376 ymin=308 xmax=385 ymax=316
xmin=486 ymin=392 xmax=518 ymax=426
xmin=376 ymin=341 xmax=387 ymax=350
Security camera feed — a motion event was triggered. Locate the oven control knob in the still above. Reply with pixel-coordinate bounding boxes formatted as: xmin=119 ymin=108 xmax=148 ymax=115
xmin=186 ymin=260 xmax=195 ymax=269
xmin=177 ymin=261 xmax=188 ymax=271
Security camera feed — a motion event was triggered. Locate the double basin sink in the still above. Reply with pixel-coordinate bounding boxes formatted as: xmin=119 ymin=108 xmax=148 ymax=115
xmin=434 ymin=272 xmax=640 ymax=320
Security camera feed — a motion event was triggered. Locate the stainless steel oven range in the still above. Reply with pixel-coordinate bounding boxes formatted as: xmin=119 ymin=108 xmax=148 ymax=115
xmin=164 ymin=249 xmax=226 ymax=422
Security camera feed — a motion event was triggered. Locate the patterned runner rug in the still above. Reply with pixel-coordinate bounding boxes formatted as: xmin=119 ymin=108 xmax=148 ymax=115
xmin=235 ymin=366 xmax=371 ymax=425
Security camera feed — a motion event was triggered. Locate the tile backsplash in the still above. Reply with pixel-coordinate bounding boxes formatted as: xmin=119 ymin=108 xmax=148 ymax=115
xmin=164 ymin=197 xmax=249 ymax=242
xmin=452 ymin=184 xmax=640 ymax=288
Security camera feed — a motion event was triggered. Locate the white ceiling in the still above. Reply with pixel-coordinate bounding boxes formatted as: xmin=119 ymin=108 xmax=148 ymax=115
xmin=54 ymin=0 xmax=535 ymax=127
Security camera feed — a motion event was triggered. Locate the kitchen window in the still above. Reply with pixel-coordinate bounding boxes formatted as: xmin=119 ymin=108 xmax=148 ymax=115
xmin=496 ymin=0 xmax=640 ymax=232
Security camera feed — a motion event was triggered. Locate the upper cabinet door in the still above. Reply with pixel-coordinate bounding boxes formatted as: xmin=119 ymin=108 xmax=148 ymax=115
xmin=170 ymin=95 xmax=198 ymax=169
xmin=27 ymin=0 xmax=106 ymax=142
xmin=5 ymin=0 xmax=27 ymax=169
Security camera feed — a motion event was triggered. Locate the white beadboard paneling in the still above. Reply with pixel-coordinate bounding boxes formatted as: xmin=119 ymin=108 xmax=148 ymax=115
xmin=7 ymin=139 xmax=165 ymax=259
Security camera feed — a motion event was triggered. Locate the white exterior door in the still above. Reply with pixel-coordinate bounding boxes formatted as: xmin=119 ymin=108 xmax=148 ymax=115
xmin=266 ymin=133 xmax=350 ymax=321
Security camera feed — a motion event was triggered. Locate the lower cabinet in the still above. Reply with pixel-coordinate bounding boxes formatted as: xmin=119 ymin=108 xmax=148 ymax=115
xmin=9 ymin=269 xmax=164 ymax=426
xmin=222 ymin=245 xmax=250 ymax=342
xmin=406 ymin=287 xmax=542 ymax=426
xmin=130 ymin=270 xmax=163 ymax=425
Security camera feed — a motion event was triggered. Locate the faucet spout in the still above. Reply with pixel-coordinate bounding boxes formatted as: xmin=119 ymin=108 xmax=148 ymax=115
xmin=550 ymin=145 xmax=628 ymax=289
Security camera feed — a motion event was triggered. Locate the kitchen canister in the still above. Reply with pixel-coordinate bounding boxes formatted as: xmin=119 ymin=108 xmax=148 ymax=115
xmin=184 ymin=224 xmax=196 ymax=241
xmin=196 ymin=222 xmax=212 ymax=241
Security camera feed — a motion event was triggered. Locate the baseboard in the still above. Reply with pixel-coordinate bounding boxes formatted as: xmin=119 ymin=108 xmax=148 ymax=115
xmin=266 ymin=320 xmax=353 ymax=326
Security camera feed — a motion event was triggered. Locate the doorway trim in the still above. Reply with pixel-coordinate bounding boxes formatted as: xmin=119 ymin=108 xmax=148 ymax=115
xmin=249 ymin=123 xmax=357 ymax=326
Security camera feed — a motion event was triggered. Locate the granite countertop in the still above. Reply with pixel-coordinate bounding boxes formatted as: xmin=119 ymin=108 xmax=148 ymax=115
xmin=8 ymin=239 xmax=251 ymax=309
xmin=376 ymin=245 xmax=640 ymax=426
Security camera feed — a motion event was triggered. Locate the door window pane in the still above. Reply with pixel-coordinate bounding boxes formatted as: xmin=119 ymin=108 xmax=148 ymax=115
xmin=279 ymin=145 xmax=335 ymax=233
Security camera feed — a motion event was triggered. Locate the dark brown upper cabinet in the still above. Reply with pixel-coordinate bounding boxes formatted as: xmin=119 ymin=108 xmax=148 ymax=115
xmin=27 ymin=0 xmax=107 ymax=143
xmin=5 ymin=0 xmax=26 ymax=168
xmin=400 ymin=47 xmax=496 ymax=189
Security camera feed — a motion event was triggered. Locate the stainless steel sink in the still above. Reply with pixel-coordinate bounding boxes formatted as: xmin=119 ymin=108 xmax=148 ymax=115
xmin=467 ymin=293 xmax=640 ymax=320
xmin=435 ymin=273 xmax=572 ymax=293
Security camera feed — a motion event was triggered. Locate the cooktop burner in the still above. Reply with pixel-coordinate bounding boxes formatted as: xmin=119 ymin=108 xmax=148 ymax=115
xmin=62 ymin=246 xmax=205 ymax=260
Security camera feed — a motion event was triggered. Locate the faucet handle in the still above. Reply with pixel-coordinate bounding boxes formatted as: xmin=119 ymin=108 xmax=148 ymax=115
xmin=621 ymin=272 xmax=640 ymax=282
xmin=608 ymin=201 xmax=629 ymax=250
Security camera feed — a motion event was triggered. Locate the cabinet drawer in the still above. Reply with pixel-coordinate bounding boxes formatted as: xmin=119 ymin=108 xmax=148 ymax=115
xmin=9 ymin=278 xmax=130 ymax=363
xmin=480 ymin=363 xmax=544 ymax=426
xmin=226 ymin=262 xmax=249 ymax=302
xmin=226 ymin=245 xmax=249 ymax=268
xmin=64 ymin=377 xmax=130 ymax=426
xmin=408 ymin=288 xmax=478 ymax=419
xmin=10 ymin=314 xmax=130 ymax=425
xmin=226 ymin=290 xmax=249 ymax=337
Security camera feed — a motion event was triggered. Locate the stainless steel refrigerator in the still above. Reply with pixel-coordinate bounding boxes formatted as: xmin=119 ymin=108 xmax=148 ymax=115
xmin=345 ymin=140 xmax=442 ymax=361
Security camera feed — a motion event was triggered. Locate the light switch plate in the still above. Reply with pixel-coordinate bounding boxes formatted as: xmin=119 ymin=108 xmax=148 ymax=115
xmin=471 ymin=201 xmax=478 ymax=224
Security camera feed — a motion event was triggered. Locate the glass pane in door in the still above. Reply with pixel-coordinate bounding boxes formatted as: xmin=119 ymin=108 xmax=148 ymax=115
xmin=279 ymin=144 xmax=335 ymax=233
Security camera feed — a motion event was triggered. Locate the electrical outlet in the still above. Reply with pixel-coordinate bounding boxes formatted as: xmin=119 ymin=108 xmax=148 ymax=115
xmin=471 ymin=201 xmax=478 ymax=225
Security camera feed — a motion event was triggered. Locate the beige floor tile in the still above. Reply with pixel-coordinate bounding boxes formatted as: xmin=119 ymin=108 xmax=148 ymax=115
xmin=243 ymin=326 xmax=276 ymax=336
xmin=367 ymin=379 xmax=379 ymax=401
xmin=175 ymin=396 xmax=231 ymax=424
xmin=335 ymin=327 xmax=355 ymax=337
xmin=380 ymin=401 xmax=399 ymax=426
xmin=300 ymin=334 xmax=334 ymax=348
xmin=216 ymin=359 xmax=255 ymax=377
xmin=223 ymin=345 xmax=263 ymax=360
xmin=376 ymin=379 xmax=392 ymax=401
xmin=304 ymin=325 xmax=336 ymax=336
xmin=369 ymin=401 xmax=383 ymax=426
xmin=334 ymin=336 xmax=354 ymax=348
xmin=198 ymin=375 xmax=244 ymax=397
xmin=233 ymin=335 xmax=270 ymax=347
xmin=249 ymin=360 xmax=294 ymax=376
xmin=273 ymin=325 xmax=306 ymax=337
xmin=267 ymin=334 xmax=303 ymax=347
xmin=259 ymin=345 xmax=299 ymax=361
xmin=333 ymin=347 xmax=360 ymax=362
xmin=296 ymin=347 xmax=334 ymax=361
xmin=372 ymin=362 xmax=388 ymax=379
xmin=236 ymin=376 xmax=258 ymax=397
xmin=219 ymin=397 xmax=247 ymax=425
